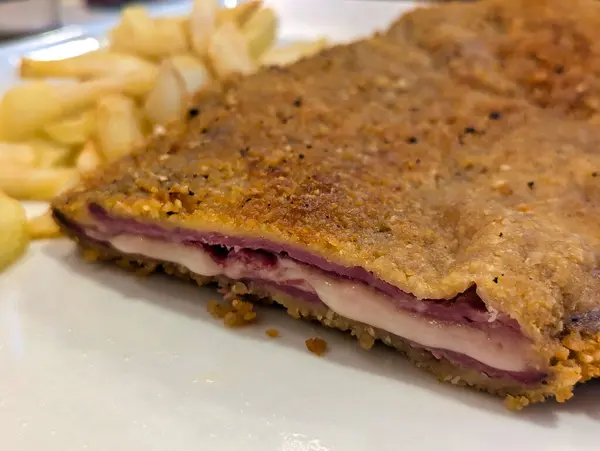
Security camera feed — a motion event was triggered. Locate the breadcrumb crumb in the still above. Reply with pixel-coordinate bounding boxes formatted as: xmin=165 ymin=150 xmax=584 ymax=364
xmin=358 ymin=333 xmax=375 ymax=350
xmin=305 ymin=337 xmax=328 ymax=356
xmin=504 ymin=395 xmax=529 ymax=411
xmin=207 ymin=298 xmax=257 ymax=327
xmin=81 ymin=248 xmax=101 ymax=262
xmin=266 ymin=328 xmax=280 ymax=338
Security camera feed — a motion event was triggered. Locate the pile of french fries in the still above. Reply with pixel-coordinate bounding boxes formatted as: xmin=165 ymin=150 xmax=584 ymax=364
xmin=0 ymin=0 xmax=328 ymax=271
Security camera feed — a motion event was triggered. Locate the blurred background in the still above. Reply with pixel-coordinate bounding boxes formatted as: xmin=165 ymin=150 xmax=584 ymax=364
xmin=0 ymin=0 xmax=179 ymax=40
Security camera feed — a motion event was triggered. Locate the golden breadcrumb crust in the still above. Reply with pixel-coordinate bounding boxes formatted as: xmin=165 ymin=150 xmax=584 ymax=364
xmin=396 ymin=0 xmax=600 ymax=118
xmin=53 ymin=0 xmax=600 ymax=402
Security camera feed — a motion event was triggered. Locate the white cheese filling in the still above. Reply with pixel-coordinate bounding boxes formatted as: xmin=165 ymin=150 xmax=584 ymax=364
xmin=110 ymin=235 xmax=535 ymax=373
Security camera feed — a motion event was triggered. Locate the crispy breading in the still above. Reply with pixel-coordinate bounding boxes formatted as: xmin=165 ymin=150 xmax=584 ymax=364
xmin=395 ymin=0 xmax=600 ymax=117
xmin=53 ymin=0 xmax=600 ymax=403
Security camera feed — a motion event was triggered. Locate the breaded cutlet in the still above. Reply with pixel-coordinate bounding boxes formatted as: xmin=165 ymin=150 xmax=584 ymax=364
xmin=53 ymin=0 xmax=600 ymax=408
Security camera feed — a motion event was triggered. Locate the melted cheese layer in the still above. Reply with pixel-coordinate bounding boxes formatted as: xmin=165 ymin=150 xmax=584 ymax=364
xmin=110 ymin=235 xmax=536 ymax=373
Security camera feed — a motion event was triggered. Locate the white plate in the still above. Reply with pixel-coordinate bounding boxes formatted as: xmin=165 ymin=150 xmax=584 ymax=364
xmin=1 ymin=1 xmax=599 ymax=450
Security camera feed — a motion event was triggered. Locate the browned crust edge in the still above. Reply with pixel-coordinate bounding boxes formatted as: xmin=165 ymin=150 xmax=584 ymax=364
xmin=60 ymin=225 xmax=600 ymax=409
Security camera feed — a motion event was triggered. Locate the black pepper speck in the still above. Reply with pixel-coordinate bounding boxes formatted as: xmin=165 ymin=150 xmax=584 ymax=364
xmin=493 ymin=277 xmax=499 ymax=284
xmin=187 ymin=107 xmax=199 ymax=119
xmin=406 ymin=136 xmax=418 ymax=144
xmin=527 ymin=181 xmax=535 ymax=189
xmin=489 ymin=111 xmax=503 ymax=120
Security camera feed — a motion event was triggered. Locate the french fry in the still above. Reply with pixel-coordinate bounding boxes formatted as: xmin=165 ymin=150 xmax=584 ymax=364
xmin=27 ymin=209 xmax=62 ymax=240
xmin=0 ymin=139 xmax=71 ymax=168
xmin=0 ymin=166 xmax=77 ymax=200
xmin=0 ymin=190 xmax=29 ymax=270
xmin=144 ymin=60 xmax=186 ymax=126
xmin=0 ymin=142 xmax=38 ymax=166
xmin=121 ymin=5 xmax=154 ymax=31
xmin=28 ymin=138 xmax=73 ymax=168
xmin=189 ymin=0 xmax=218 ymax=58
xmin=121 ymin=68 xmax=160 ymax=98
xmin=0 ymin=82 xmax=63 ymax=141
xmin=20 ymin=51 xmax=157 ymax=81
xmin=134 ymin=105 xmax=154 ymax=137
xmin=172 ymin=1 xmax=262 ymax=27
xmin=241 ymin=7 xmax=277 ymax=60
xmin=43 ymin=110 xmax=95 ymax=146
xmin=208 ymin=21 xmax=256 ymax=78
xmin=259 ymin=38 xmax=329 ymax=67
xmin=49 ymin=69 xmax=157 ymax=100
xmin=171 ymin=0 xmax=262 ymax=44
xmin=217 ymin=0 xmax=262 ymax=26
xmin=0 ymin=76 xmax=147 ymax=141
xmin=155 ymin=16 xmax=188 ymax=29
xmin=110 ymin=6 xmax=189 ymax=60
xmin=170 ymin=54 xmax=212 ymax=94
xmin=76 ymin=140 xmax=102 ymax=172
xmin=96 ymin=94 xmax=144 ymax=162
xmin=154 ymin=17 xmax=190 ymax=56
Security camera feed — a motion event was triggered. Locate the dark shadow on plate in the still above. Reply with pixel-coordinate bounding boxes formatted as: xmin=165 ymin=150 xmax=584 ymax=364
xmin=42 ymin=240 xmax=600 ymax=426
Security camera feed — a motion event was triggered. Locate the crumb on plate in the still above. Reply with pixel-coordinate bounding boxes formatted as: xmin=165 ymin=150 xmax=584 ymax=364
xmin=266 ymin=328 xmax=280 ymax=338
xmin=305 ymin=337 xmax=327 ymax=356
xmin=207 ymin=298 xmax=257 ymax=327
